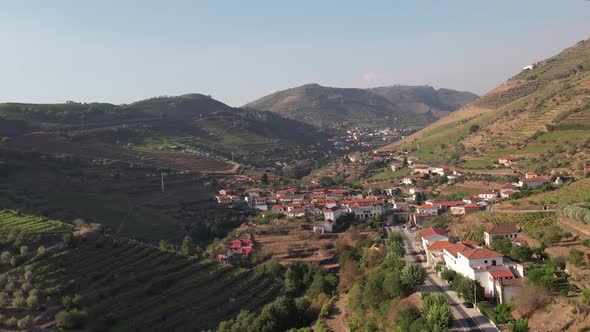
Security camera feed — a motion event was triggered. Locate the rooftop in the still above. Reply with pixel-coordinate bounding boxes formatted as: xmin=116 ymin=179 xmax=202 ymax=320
xmin=487 ymin=224 xmax=519 ymax=234
xmin=422 ymin=227 xmax=447 ymax=239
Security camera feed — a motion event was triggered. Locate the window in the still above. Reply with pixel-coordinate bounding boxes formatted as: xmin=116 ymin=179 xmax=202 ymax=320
xmin=492 ymin=260 xmax=497 ymax=266
xmin=484 ymin=260 xmax=488 ymax=264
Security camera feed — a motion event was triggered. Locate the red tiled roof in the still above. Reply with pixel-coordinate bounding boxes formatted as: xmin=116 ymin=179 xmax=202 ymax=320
xmin=462 ymin=240 xmax=480 ymax=246
xmin=443 ymin=201 xmax=466 ymax=207
xmin=422 ymin=227 xmax=447 ymax=239
xmin=461 ymin=248 xmax=503 ymax=259
xmin=489 ymin=269 xmax=514 ymax=279
xmin=427 ymin=240 xmax=454 ymax=251
xmin=487 ymin=224 xmax=518 ymax=234
xmin=521 ymin=177 xmax=549 ymax=183
xmin=418 ymin=204 xmax=437 ymax=210
xmin=499 ymin=155 xmax=517 ymax=161
xmin=444 ymin=243 xmax=470 ymax=257
xmin=465 ymin=203 xmax=479 ymax=208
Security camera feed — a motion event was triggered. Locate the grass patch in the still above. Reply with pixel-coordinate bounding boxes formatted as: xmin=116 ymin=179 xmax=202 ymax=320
xmin=462 ymin=159 xmax=491 ymax=169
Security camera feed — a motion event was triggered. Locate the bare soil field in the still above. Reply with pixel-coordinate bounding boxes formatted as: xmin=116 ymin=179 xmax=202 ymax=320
xmin=254 ymin=220 xmax=359 ymax=266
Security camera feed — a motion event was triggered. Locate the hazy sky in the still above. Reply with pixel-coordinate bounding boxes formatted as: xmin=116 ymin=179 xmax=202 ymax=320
xmin=1 ymin=1 xmax=589 ymax=106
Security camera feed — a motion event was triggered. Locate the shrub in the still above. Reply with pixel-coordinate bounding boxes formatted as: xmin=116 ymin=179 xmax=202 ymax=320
xmin=17 ymin=315 xmax=32 ymax=329
xmin=27 ymin=294 xmax=39 ymax=309
xmin=12 ymin=295 xmax=25 ymax=308
xmin=509 ymin=319 xmax=529 ymax=332
xmin=5 ymin=316 xmax=17 ymax=327
xmin=55 ymin=309 xmax=88 ymax=329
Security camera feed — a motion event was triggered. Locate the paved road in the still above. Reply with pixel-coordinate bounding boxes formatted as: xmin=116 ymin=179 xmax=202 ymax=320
xmin=386 ymin=226 xmax=499 ymax=332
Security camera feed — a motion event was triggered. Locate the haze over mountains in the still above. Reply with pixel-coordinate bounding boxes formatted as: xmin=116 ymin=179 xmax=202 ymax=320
xmin=245 ymin=84 xmax=478 ymax=128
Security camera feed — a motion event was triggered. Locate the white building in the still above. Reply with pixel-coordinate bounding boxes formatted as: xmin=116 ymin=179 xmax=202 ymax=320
xmin=421 ymin=227 xmax=448 ymax=250
xmin=478 ymin=190 xmax=497 ymax=202
xmin=518 ymin=177 xmax=549 ymax=189
xmin=416 ymin=204 xmax=438 ymax=216
xmin=484 ymin=224 xmax=519 ymax=246
xmin=323 ymin=206 xmax=342 ymax=222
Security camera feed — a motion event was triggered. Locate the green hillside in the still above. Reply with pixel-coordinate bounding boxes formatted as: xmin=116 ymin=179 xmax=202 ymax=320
xmin=380 ymin=38 xmax=590 ymax=178
xmin=245 ymin=83 xmax=477 ymax=129
xmin=25 ymin=241 xmax=283 ymax=331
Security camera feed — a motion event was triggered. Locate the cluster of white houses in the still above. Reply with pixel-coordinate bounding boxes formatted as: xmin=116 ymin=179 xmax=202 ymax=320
xmin=422 ymin=226 xmax=525 ymax=304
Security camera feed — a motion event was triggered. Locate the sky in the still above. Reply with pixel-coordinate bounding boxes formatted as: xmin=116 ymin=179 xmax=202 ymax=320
xmin=1 ymin=1 xmax=589 ymax=107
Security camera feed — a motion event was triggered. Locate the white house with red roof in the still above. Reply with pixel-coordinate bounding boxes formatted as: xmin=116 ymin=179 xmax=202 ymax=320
xmin=416 ymin=204 xmax=438 ymax=216
xmin=478 ymin=190 xmax=497 ymax=201
xmin=421 ymin=228 xmax=448 ymax=250
xmin=443 ymin=244 xmax=510 ymax=296
xmin=525 ymin=171 xmax=538 ymax=179
xmin=411 ymin=164 xmax=431 ymax=174
xmin=518 ymin=177 xmax=549 ymax=189
xmin=323 ymin=206 xmax=342 ymax=222
xmin=431 ymin=165 xmax=450 ymax=176
xmin=402 ymin=175 xmax=418 ymax=185
xmin=271 ymin=205 xmax=286 ymax=213
xmin=426 ymin=240 xmax=454 ymax=267
xmin=498 ymin=156 xmax=517 ymax=167
xmin=484 ymin=224 xmax=519 ymax=246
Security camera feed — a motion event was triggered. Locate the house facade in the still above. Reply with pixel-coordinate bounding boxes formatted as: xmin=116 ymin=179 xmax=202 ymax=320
xmin=484 ymin=224 xmax=519 ymax=246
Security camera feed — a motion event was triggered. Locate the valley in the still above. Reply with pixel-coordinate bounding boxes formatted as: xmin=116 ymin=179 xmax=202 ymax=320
xmin=0 ymin=16 xmax=588 ymax=332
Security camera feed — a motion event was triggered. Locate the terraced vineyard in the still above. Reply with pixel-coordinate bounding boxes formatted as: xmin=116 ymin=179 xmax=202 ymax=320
xmin=0 ymin=209 xmax=73 ymax=234
xmin=29 ymin=241 xmax=283 ymax=331
xmin=477 ymin=212 xmax=565 ymax=244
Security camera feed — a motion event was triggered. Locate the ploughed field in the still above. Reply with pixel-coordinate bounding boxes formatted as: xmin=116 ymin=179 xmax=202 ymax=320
xmin=1 ymin=133 xmax=239 ymax=175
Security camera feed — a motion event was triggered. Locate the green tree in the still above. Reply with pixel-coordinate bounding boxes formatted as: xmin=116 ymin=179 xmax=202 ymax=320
xmin=63 ymin=233 xmax=78 ymax=249
xmin=55 ymin=310 xmax=88 ymax=329
xmin=12 ymin=295 xmax=25 ymax=308
xmin=401 ymin=263 xmax=426 ymax=290
xmin=181 ymin=236 xmax=196 ymax=256
xmin=364 ymin=271 xmax=386 ymax=308
xmin=26 ymin=294 xmax=39 ymax=309
xmin=62 ymin=295 xmax=73 ymax=310
xmin=510 ymin=245 xmax=534 ymax=262
xmin=17 ymin=315 xmax=32 ymax=330
xmin=422 ymin=293 xmax=453 ymax=330
xmin=395 ymin=305 xmax=421 ymax=332
xmin=0 ymin=251 xmax=11 ymax=264
xmin=383 ymin=270 xmax=404 ymax=298
xmin=491 ymin=237 xmax=512 ymax=256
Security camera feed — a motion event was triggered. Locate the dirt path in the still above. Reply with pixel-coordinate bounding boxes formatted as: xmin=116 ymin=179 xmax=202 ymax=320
xmin=558 ymin=217 xmax=590 ymax=239
xmin=324 ymin=294 xmax=349 ymax=332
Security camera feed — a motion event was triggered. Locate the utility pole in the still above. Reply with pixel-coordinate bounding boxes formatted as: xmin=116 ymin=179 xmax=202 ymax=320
xmin=161 ymin=171 xmax=166 ymax=193
xmin=474 ymin=282 xmax=477 ymax=307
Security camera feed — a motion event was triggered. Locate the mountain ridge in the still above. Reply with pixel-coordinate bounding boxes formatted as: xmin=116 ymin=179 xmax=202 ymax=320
xmin=379 ymin=38 xmax=590 ymax=178
xmin=244 ymin=83 xmax=478 ymax=128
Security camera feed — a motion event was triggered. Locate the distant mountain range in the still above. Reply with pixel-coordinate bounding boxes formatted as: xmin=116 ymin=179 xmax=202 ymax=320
xmin=245 ymin=84 xmax=478 ymax=128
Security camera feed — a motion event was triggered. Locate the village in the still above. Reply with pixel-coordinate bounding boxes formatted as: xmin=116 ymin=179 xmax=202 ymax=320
xmin=209 ymin=146 xmax=575 ymax=313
